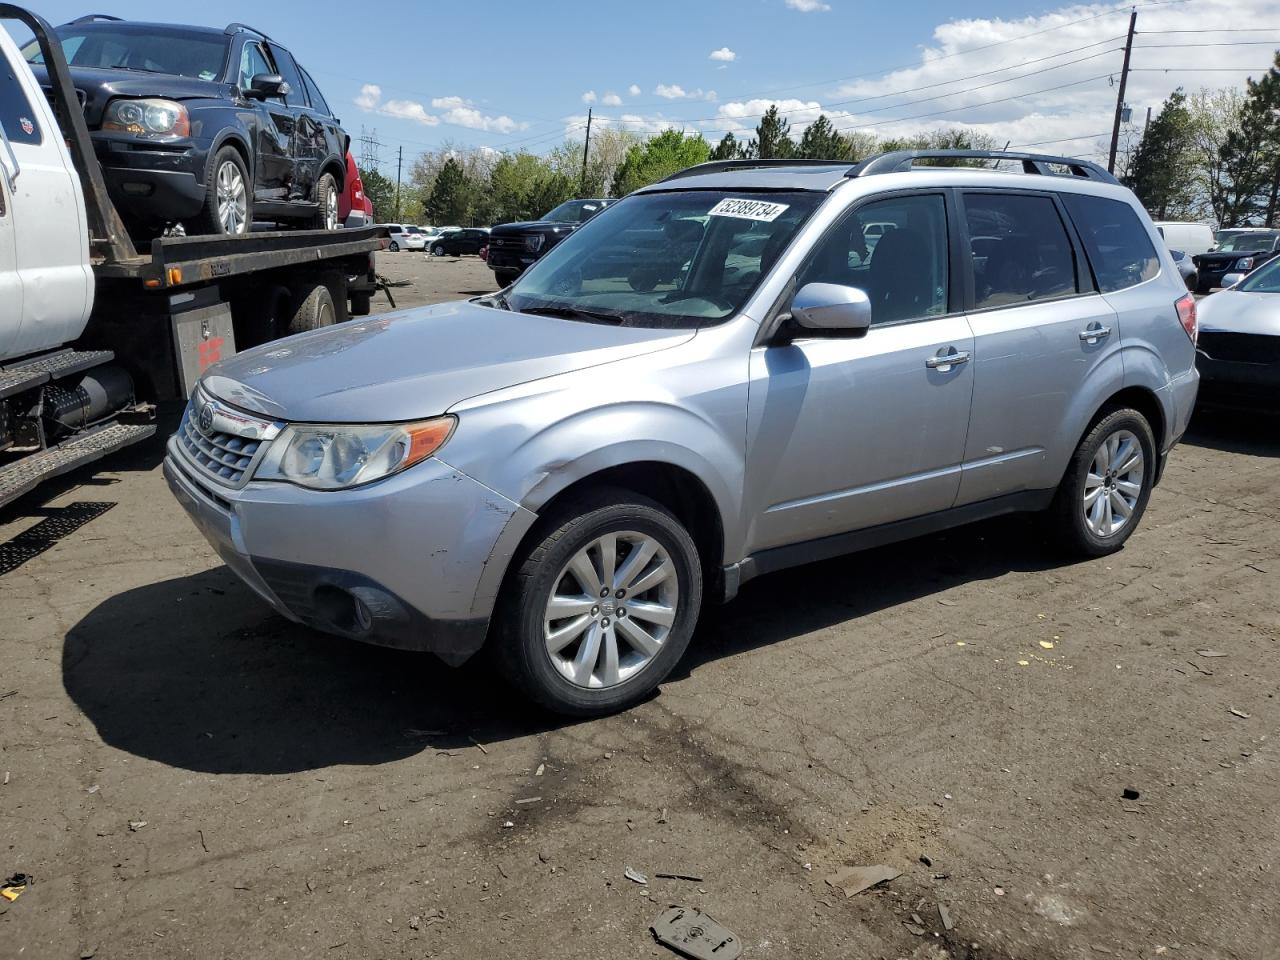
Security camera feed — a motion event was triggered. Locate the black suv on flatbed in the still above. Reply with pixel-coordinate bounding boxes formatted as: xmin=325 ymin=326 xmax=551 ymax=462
xmin=487 ymin=198 xmax=613 ymax=286
xmin=25 ymin=16 xmax=348 ymax=237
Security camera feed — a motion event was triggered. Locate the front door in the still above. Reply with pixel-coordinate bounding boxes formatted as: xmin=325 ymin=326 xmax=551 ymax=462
xmin=237 ymin=40 xmax=291 ymax=201
xmin=743 ymin=192 xmax=975 ymax=554
xmin=266 ymin=44 xmax=311 ymax=201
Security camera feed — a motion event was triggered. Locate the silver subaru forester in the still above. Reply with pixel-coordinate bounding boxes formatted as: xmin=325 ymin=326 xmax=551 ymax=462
xmin=165 ymin=150 xmax=1199 ymax=716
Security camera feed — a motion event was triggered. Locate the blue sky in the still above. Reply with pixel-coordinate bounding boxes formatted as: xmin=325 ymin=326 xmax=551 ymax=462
xmin=9 ymin=0 xmax=1278 ymax=173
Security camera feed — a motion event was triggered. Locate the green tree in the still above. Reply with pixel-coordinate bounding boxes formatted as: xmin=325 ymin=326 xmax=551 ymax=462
xmin=487 ymin=151 xmax=576 ymax=223
xmin=611 ymin=130 xmax=711 ymax=194
xmin=709 ymin=132 xmax=745 ymax=161
xmin=748 ymin=104 xmax=794 ymax=159
xmin=425 ymin=157 xmax=471 ymax=225
xmin=1127 ymin=89 xmax=1195 ymax=220
xmin=796 ymin=115 xmax=845 ymax=159
xmin=360 ymin=166 xmax=397 ymax=221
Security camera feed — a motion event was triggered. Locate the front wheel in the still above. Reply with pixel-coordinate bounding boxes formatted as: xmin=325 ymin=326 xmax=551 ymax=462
xmin=1048 ymin=408 xmax=1156 ymax=557
xmin=431 ymin=243 xmax=446 ymax=257
xmin=494 ymin=269 xmax=519 ymax=288
xmin=191 ymin=146 xmax=251 ymax=236
xmin=495 ymin=489 xmax=703 ymax=716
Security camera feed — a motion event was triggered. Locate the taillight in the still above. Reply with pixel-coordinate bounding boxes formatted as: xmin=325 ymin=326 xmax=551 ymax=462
xmin=1175 ymin=293 xmax=1197 ymax=344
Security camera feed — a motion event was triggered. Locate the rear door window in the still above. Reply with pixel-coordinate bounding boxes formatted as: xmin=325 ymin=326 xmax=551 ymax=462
xmin=0 ymin=59 xmax=41 ymax=145
xmin=1061 ymin=193 xmax=1159 ymax=293
xmin=962 ymin=193 xmax=1079 ymax=309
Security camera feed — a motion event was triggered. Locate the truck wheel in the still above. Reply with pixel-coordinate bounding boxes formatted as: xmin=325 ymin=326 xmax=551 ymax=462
xmin=191 ymin=146 xmax=252 ymax=236
xmin=494 ymin=269 xmax=519 ymax=288
xmin=311 ymin=172 xmax=339 ymax=230
xmin=1047 ymin=407 xmax=1156 ymax=557
xmin=349 ymin=290 xmax=372 ymax=316
xmin=494 ymin=488 xmax=702 ymax=716
xmin=287 ymin=274 xmax=347 ymax=335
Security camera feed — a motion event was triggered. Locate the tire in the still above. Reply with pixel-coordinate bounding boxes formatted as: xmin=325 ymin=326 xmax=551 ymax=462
xmin=494 ymin=488 xmax=703 ymax=716
xmin=494 ymin=269 xmax=519 ymax=288
xmin=1195 ymin=278 xmax=1211 ymax=294
xmin=310 ymin=172 xmax=339 ymax=230
xmin=349 ymin=290 xmax=372 ymax=316
xmin=190 ymin=146 xmax=251 ymax=236
xmin=232 ymin=283 xmax=290 ymax=347
xmin=388 ymin=241 xmax=400 ymax=252
xmin=431 ymin=243 xmax=446 ymax=257
xmin=286 ymin=275 xmax=344 ymax=335
xmin=1048 ymin=407 xmax=1157 ymax=557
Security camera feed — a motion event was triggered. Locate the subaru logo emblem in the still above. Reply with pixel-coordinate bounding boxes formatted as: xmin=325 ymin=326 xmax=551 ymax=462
xmin=197 ymin=404 xmax=215 ymax=434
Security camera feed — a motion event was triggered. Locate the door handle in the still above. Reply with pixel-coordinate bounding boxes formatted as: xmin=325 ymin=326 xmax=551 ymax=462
xmin=925 ymin=350 xmax=970 ymax=370
xmin=1079 ymin=325 xmax=1112 ymax=343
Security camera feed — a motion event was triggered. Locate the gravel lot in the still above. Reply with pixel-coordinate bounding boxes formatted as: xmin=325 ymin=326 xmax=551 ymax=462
xmin=1 ymin=254 xmax=1277 ymax=960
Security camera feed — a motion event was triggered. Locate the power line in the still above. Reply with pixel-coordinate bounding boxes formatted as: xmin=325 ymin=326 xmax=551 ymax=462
xmin=1010 ymin=131 xmax=1114 ymax=147
xmin=1133 ymin=40 xmax=1280 ymax=48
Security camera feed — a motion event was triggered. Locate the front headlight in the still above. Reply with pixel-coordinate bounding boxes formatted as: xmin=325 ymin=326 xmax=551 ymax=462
xmin=253 ymin=416 xmax=455 ymax=490
xmin=103 ymin=98 xmax=191 ymax=137
xmin=1236 ymin=257 xmax=1255 ymax=271
xmin=524 ymin=234 xmax=545 ymax=253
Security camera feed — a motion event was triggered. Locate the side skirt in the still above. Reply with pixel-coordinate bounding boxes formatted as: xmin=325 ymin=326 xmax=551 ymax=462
xmin=722 ymin=489 xmax=1056 ymax=601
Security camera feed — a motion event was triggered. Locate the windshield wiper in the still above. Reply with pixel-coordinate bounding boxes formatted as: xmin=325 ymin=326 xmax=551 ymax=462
xmin=518 ymin=305 xmax=623 ymax=325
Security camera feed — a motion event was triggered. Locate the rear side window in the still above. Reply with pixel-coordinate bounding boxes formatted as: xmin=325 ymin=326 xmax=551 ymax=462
xmin=962 ymin=193 xmax=1078 ymax=309
xmin=1062 ymin=194 xmax=1159 ymax=293
xmin=0 ymin=60 xmax=41 ymax=145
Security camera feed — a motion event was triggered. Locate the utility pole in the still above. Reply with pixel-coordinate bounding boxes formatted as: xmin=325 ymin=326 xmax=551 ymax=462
xmin=1108 ymin=8 xmax=1138 ymax=175
xmin=580 ymin=108 xmax=593 ymax=194
xmin=395 ymin=145 xmax=403 ymax=221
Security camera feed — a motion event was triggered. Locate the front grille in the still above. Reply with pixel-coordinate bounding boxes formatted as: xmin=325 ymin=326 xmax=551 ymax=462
xmin=487 ymin=235 xmax=516 ymax=250
xmin=1198 ymin=332 xmax=1280 ymax=364
xmin=174 ymin=390 xmax=279 ymax=488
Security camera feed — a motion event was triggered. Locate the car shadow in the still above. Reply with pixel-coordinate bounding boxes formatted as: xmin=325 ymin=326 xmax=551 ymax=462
xmin=1183 ymin=404 xmax=1280 ymax=458
xmin=62 ymin=511 xmax=1070 ymax=775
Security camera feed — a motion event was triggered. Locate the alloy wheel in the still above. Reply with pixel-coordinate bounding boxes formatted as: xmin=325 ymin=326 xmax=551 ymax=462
xmin=323 ymin=184 xmax=338 ymax=230
xmin=1083 ymin=428 xmax=1144 ymax=537
xmin=543 ymin=531 xmax=678 ymax=689
xmin=216 ymin=161 xmax=248 ymax=235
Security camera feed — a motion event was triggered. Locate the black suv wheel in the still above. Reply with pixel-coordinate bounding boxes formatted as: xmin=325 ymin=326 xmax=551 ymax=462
xmin=191 ymin=146 xmax=251 ymax=236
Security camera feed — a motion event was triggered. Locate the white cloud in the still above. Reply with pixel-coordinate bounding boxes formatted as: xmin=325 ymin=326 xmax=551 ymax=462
xmin=654 ymin=84 xmax=717 ymax=101
xmin=601 ymin=92 xmax=623 ymax=106
xmin=353 ymin=86 xmax=525 ymax=134
xmin=581 ymin=90 xmax=597 ymax=104
xmin=628 ymin=84 xmax=642 ymax=96
xmin=563 ymin=112 xmax=686 ymax=138
xmin=710 ymin=47 xmax=737 ymax=62
xmin=786 ymin=0 xmax=831 ymax=11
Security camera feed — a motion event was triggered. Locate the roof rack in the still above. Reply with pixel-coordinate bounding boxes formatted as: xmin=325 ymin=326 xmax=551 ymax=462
xmin=224 ymin=22 xmax=273 ymax=41
xmin=66 ymin=13 xmax=123 ymax=24
xmin=848 ymin=149 xmax=1118 ymax=184
xmin=659 ymin=158 xmax=848 ymax=183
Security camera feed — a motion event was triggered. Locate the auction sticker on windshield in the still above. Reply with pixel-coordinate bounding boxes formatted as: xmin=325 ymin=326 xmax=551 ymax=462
xmin=708 ymin=198 xmax=790 ymax=222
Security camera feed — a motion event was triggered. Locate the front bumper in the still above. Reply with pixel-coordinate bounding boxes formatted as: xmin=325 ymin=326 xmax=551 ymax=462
xmin=93 ymin=132 xmax=209 ymax=222
xmin=164 ymin=437 xmax=536 ymax=663
xmin=1196 ymin=352 xmax=1280 ymax=409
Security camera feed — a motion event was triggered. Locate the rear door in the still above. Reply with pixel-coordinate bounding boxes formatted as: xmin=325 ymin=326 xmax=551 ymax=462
xmin=954 ymin=190 xmax=1120 ymax=505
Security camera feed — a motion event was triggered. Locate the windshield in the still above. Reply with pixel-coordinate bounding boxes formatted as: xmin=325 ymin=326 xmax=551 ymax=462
xmin=1217 ymin=234 xmax=1279 ymax=252
xmin=542 ymin=199 xmax=605 ymax=223
xmin=1236 ymin=256 xmax=1280 ymax=293
xmin=505 ymin=190 xmax=824 ymax=329
xmin=25 ymin=26 xmax=229 ymax=81
xmin=407 ymin=227 xmax=423 ymax=234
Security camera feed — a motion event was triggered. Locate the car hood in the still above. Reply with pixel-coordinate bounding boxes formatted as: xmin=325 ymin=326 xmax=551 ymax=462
xmin=490 ymin=221 xmax=574 ymax=235
xmin=1197 ymin=290 xmax=1280 ymax=335
xmin=201 ymin=300 xmax=694 ymax=422
xmin=30 ymin=64 xmax=228 ymax=125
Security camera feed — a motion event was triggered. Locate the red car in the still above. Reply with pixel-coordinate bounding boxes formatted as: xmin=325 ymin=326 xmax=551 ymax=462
xmin=338 ymin=151 xmax=373 ymax=228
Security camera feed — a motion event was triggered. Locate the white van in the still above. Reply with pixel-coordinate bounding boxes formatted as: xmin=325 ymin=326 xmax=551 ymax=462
xmin=1154 ymin=221 xmax=1216 ymax=256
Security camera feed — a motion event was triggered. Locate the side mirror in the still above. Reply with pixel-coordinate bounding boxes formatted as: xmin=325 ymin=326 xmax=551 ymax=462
xmin=1221 ymin=272 xmax=1244 ymax=288
xmin=246 ymin=73 xmax=288 ymax=101
xmin=789 ymin=282 xmax=872 ymax=337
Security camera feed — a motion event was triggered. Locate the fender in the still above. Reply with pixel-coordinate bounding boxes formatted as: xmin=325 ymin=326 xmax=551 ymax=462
xmin=1031 ymin=347 xmax=1128 ymax=491
xmin=208 ymin=126 xmax=254 ymax=184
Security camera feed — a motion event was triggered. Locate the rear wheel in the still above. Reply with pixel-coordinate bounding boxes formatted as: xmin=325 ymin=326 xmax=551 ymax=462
xmin=1048 ymin=408 xmax=1156 ymax=557
xmin=310 ymin=172 xmax=339 ymax=230
xmin=286 ymin=272 xmax=348 ymax=335
xmin=388 ymin=240 xmax=400 ymax=252
xmin=495 ymin=489 xmax=702 ymax=716
xmin=191 ymin=146 xmax=251 ymax=236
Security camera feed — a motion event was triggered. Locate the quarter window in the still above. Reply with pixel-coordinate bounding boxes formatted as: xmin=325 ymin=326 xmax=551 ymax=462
xmin=962 ymin=193 xmax=1078 ymax=309
xmin=798 ymin=193 xmax=949 ymax=325
xmin=1061 ymin=193 xmax=1159 ymax=293
xmin=0 ymin=60 xmax=42 ymax=145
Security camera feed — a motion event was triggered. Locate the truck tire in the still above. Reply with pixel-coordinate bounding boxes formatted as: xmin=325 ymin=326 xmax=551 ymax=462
xmin=349 ymin=290 xmax=372 ymax=316
xmin=310 ymin=172 xmax=339 ymax=230
xmin=494 ymin=269 xmax=519 ymax=288
xmin=191 ymin=146 xmax=252 ymax=236
xmin=286 ymin=273 xmax=347 ymax=335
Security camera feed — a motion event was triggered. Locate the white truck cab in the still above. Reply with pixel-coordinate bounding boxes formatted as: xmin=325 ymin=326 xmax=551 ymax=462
xmin=0 ymin=25 xmax=94 ymax=361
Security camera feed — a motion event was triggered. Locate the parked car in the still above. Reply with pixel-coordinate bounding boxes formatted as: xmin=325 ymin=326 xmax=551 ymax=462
xmin=338 ymin=151 xmax=372 ymax=228
xmin=381 ymin=225 xmax=425 ymax=252
xmin=1154 ymin=221 xmax=1215 ymax=256
xmin=24 ymin=16 xmax=348 ymax=237
xmin=1170 ymin=249 xmax=1198 ymax=291
xmin=1213 ymin=227 xmax=1270 ymax=248
xmin=487 ymin=198 xmax=613 ymax=285
xmin=429 ymin=227 xmax=489 ymax=257
xmin=1195 ymin=256 xmax=1280 ymax=409
xmin=1193 ymin=230 xmax=1280 ymax=292
xmin=166 ymin=150 xmax=1198 ymax=716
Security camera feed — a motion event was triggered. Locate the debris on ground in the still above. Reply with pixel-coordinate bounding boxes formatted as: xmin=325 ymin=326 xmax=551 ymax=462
xmin=824 ymin=864 xmax=901 ymax=898
xmin=1 ymin=873 xmax=30 ymax=902
xmin=919 ymin=854 xmax=934 ymax=867
xmin=904 ymin=920 xmax=926 ymax=936
xmin=624 ymin=866 xmax=648 ymax=885
xmin=938 ymin=902 xmax=954 ymax=931
xmin=655 ymin=872 xmax=704 ymax=882
xmin=534 ymin=763 xmax=545 ymax=776
xmin=468 ymin=736 xmax=489 ymax=755
xmin=1121 ymin=788 xmax=1140 ymax=801
xmin=1197 ymin=650 xmax=1228 ymax=658
xmin=1230 ymin=708 xmax=1251 ymax=719
xmin=128 ymin=820 xmax=147 ymax=831
xmin=514 ymin=796 xmax=541 ymax=804
xmin=651 ymin=905 xmax=741 ymax=960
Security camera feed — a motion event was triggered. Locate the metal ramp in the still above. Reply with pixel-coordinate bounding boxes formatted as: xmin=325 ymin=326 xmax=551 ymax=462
xmin=0 ymin=421 xmax=155 ymax=509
